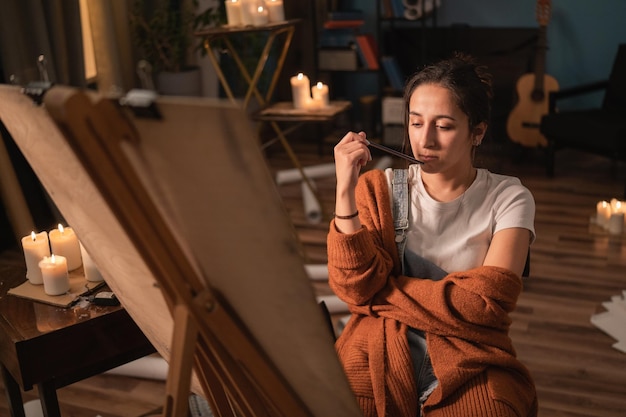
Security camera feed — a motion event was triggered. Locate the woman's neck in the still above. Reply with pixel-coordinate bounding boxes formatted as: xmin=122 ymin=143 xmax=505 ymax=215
xmin=421 ymin=166 xmax=477 ymax=202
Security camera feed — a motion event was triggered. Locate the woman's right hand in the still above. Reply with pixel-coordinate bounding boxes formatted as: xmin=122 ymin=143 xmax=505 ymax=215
xmin=333 ymin=131 xmax=371 ymax=194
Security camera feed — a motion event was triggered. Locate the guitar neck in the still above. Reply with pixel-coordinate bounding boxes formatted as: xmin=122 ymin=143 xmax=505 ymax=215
xmin=533 ymin=25 xmax=548 ymax=92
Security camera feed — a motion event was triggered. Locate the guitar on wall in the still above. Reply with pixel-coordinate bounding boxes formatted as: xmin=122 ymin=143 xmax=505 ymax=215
xmin=506 ymin=0 xmax=559 ymax=147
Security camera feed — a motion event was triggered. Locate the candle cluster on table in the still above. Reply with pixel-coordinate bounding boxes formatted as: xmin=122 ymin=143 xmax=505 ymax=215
xmin=595 ymin=198 xmax=626 ymax=235
xmin=290 ymin=73 xmax=330 ymax=110
xmin=20 ymin=224 xmax=104 ymax=295
xmin=225 ymin=0 xmax=285 ymax=27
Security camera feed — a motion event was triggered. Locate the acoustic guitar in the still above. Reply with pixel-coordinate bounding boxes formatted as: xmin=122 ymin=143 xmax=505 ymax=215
xmin=506 ymin=0 xmax=559 ymax=147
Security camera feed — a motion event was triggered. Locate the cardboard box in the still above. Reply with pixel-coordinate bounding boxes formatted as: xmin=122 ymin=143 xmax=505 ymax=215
xmin=381 ymin=96 xmax=404 ymax=125
xmin=318 ymin=48 xmax=358 ymax=71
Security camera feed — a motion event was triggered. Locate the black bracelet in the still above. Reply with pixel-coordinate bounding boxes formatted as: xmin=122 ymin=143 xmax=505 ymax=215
xmin=334 ymin=210 xmax=359 ymax=220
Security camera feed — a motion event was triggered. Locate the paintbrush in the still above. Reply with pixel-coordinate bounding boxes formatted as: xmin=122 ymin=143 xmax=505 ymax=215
xmin=367 ymin=140 xmax=423 ymax=164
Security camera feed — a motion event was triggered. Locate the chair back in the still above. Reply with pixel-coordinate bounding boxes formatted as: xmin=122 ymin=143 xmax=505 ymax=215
xmin=603 ymin=43 xmax=626 ymax=111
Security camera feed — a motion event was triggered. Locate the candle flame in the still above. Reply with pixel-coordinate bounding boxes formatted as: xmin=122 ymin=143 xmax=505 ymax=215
xmin=51 ymin=254 xmax=56 ymax=263
xmin=617 ymin=201 xmax=622 ymax=210
xmin=31 ymin=231 xmax=36 ymax=241
xmin=316 ymin=82 xmax=323 ymax=89
xmin=258 ymin=6 xmax=264 ymax=12
xmin=58 ymin=223 xmax=65 ymax=234
xmin=297 ymin=73 xmax=304 ymax=80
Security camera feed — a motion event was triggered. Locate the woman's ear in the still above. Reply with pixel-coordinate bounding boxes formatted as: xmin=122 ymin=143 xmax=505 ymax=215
xmin=472 ymin=122 xmax=487 ymax=146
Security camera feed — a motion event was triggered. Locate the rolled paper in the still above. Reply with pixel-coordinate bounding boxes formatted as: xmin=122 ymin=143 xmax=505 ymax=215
xmin=107 ymin=355 xmax=169 ymax=381
xmin=302 ymin=180 xmax=322 ymax=224
xmin=275 ymin=162 xmax=336 ymax=185
xmin=49 ymin=224 xmax=82 ymax=271
xmin=304 ymin=264 xmax=328 ymax=281
xmin=21 ymin=231 xmax=50 ymax=284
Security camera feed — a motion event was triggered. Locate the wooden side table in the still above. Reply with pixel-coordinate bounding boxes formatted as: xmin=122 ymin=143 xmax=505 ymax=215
xmin=252 ymin=100 xmax=353 ymax=218
xmin=195 ymin=19 xmax=300 ymax=112
xmin=0 ymin=250 xmax=156 ymax=417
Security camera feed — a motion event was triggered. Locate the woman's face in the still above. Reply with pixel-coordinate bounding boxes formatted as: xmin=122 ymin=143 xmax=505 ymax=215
xmin=407 ymin=83 xmax=483 ymax=175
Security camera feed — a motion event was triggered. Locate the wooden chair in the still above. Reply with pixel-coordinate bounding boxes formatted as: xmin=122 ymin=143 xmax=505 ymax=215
xmin=540 ymin=43 xmax=626 ymax=195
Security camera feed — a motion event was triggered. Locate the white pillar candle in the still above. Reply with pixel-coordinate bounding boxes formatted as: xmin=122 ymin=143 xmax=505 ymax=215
xmin=240 ymin=0 xmax=258 ymax=26
xmin=252 ymin=6 xmax=269 ymax=25
xmin=290 ymin=73 xmax=311 ymax=109
xmin=225 ymin=0 xmax=243 ymax=26
xmin=312 ymin=82 xmax=330 ymax=107
xmin=596 ymin=200 xmax=611 ymax=228
xmin=21 ymin=231 xmax=50 ymax=285
xmin=608 ymin=212 xmax=624 ymax=235
xmin=266 ymin=0 xmax=285 ymax=22
xmin=49 ymin=224 xmax=82 ymax=271
xmin=79 ymin=243 xmax=104 ymax=282
xmin=39 ymin=254 xmax=70 ymax=295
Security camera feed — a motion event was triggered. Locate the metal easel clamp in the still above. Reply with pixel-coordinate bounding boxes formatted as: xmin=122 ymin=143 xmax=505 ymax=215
xmin=22 ymin=55 xmax=53 ymax=104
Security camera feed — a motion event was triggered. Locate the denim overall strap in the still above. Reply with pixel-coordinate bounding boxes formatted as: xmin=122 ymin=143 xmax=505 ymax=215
xmin=392 ymin=169 xmax=409 ymax=274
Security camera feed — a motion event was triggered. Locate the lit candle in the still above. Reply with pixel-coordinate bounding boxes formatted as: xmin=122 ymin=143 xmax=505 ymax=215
xmin=79 ymin=243 xmax=104 ymax=282
xmin=266 ymin=0 xmax=285 ymax=22
xmin=225 ymin=0 xmax=243 ymax=26
xmin=39 ymin=254 xmax=70 ymax=296
xmin=252 ymin=6 xmax=269 ymax=26
xmin=290 ymin=73 xmax=311 ymax=109
xmin=21 ymin=231 xmax=50 ymax=285
xmin=49 ymin=224 xmax=82 ymax=271
xmin=240 ymin=0 xmax=258 ymax=26
xmin=312 ymin=82 xmax=330 ymax=107
xmin=596 ymin=200 xmax=611 ymax=228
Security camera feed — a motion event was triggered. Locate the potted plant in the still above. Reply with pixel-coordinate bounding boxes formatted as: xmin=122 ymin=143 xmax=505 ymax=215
xmin=129 ymin=0 xmax=224 ymax=95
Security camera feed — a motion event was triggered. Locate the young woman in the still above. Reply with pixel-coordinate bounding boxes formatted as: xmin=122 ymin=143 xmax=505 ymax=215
xmin=327 ymin=53 xmax=538 ymax=417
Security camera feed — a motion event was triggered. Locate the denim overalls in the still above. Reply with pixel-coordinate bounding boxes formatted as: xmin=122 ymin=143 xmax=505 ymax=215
xmin=392 ymin=169 xmax=441 ymax=414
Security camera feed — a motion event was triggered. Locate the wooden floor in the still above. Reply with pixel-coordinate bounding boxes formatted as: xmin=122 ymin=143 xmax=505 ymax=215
xmin=2 ymin=134 xmax=626 ymax=416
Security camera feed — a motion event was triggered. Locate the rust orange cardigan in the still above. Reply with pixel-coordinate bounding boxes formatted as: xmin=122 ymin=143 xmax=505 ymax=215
xmin=327 ymin=169 xmax=537 ymax=417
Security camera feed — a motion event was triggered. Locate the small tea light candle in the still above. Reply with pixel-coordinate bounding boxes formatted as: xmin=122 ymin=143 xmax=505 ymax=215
xmin=225 ymin=0 xmax=243 ymax=26
xmin=49 ymin=224 xmax=82 ymax=271
xmin=21 ymin=231 xmax=50 ymax=285
xmin=312 ymin=82 xmax=330 ymax=107
xmin=79 ymin=243 xmax=104 ymax=282
xmin=290 ymin=73 xmax=311 ymax=109
xmin=266 ymin=0 xmax=285 ymax=22
xmin=39 ymin=254 xmax=70 ymax=296
xmin=252 ymin=6 xmax=269 ymax=25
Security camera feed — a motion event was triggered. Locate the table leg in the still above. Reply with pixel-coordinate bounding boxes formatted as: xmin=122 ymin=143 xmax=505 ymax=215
xmin=1 ymin=364 xmax=26 ymax=417
xmin=37 ymin=382 xmax=61 ymax=417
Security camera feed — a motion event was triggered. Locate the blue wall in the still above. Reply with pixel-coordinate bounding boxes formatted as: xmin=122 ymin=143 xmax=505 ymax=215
xmin=436 ymin=0 xmax=626 ymax=109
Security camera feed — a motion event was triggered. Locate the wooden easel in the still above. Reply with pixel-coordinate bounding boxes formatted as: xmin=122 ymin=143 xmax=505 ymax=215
xmin=0 ymin=85 xmax=362 ymax=417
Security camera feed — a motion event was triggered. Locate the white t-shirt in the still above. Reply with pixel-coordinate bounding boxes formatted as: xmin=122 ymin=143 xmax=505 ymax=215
xmin=385 ymin=165 xmax=536 ymax=273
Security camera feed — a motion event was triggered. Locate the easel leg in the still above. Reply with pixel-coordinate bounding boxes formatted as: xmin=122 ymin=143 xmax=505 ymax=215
xmin=163 ymin=304 xmax=198 ymax=417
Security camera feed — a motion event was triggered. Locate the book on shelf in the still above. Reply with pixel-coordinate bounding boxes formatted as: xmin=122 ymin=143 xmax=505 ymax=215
xmin=323 ymin=19 xmax=364 ymax=29
xmin=318 ymin=28 xmax=357 ymax=48
xmin=327 ymin=10 xmax=365 ymax=21
xmin=381 ymin=56 xmax=405 ymax=91
xmin=355 ymin=35 xmax=379 ymax=70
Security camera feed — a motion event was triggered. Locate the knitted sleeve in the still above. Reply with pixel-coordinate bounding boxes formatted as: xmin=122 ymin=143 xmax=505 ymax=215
xmin=327 ymin=170 xmax=400 ymax=306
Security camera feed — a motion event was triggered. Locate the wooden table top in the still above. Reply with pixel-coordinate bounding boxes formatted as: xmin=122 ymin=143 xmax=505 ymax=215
xmin=0 ymin=248 xmax=155 ymax=390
